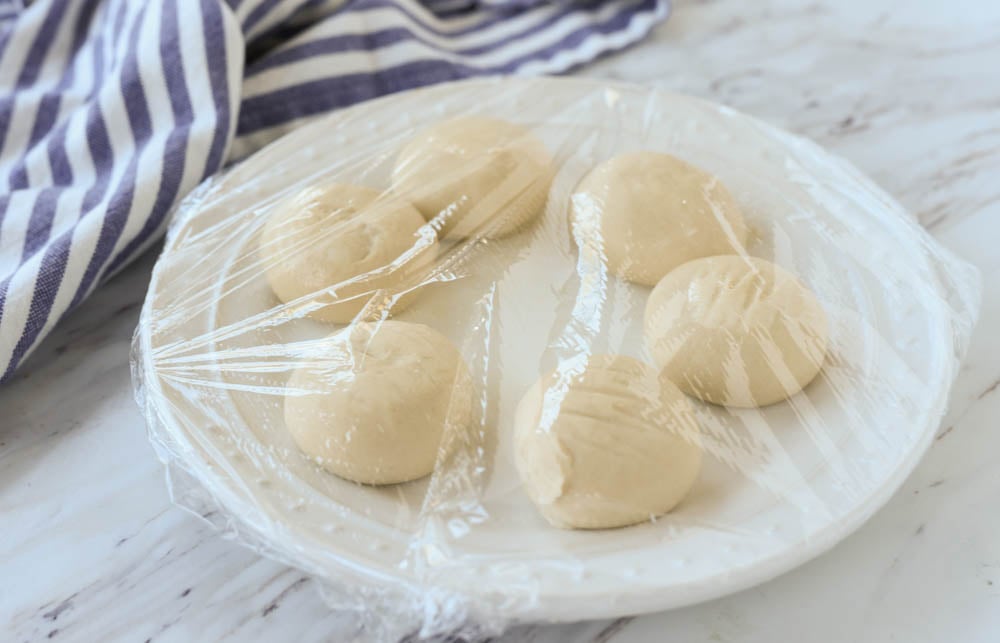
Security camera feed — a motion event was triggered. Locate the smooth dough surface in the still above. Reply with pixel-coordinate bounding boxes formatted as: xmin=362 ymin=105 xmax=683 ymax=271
xmin=644 ymin=255 xmax=829 ymax=408
xmin=258 ymin=182 xmax=437 ymax=324
xmin=391 ymin=116 xmax=552 ymax=239
xmin=572 ymin=151 xmax=748 ymax=286
xmin=513 ymin=354 xmax=702 ymax=530
xmin=285 ymin=321 xmax=474 ymax=485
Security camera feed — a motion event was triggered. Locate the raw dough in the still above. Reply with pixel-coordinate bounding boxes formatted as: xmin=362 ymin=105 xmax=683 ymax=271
xmin=391 ymin=116 xmax=552 ymax=239
xmin=258 ymin=182 xmax=437 ymax=324
xmin=513 ymin=354 xmax=702 ymax=530
xmin=644 ymin=255 xmax=829 ymax=408
xmin=284 ymin=321 xmax=474 ymax=485
xmin=571 ymin=151 xmax=748 ymax=286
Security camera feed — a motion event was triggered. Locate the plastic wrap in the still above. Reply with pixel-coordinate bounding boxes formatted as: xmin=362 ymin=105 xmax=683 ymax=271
xmin=131 ymin=77 xmax=980 ymax=640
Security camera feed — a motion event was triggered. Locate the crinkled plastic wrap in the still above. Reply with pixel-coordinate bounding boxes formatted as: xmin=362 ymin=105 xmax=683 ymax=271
xmin=131 ymin=77 xmax=980 ymax=640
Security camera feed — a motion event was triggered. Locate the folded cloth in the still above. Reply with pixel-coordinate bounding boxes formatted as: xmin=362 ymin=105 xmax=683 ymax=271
xmin=0 ymin=0 xmax=669 ymax=382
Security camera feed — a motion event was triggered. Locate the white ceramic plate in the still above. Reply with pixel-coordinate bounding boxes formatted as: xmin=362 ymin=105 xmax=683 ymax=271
xmin=137 ymin=77 xmax=969 ymax=628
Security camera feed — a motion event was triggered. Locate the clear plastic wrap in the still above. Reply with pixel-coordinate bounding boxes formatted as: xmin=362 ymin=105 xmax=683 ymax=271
xmin=131 ymin=77 xmax=981 ymax=641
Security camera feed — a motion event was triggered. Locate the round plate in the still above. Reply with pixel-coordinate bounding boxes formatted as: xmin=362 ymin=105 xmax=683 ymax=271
xmin=137 ymin=77 xmax=969 ymax=628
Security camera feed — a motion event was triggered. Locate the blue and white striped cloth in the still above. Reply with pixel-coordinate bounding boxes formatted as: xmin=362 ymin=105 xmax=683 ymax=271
xmin=0 ymin=0 xmax=668 ymax=382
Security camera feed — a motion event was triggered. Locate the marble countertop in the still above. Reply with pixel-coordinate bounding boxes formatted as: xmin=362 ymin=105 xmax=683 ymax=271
xmin=3 ymin=0 xmax=999 ymax=641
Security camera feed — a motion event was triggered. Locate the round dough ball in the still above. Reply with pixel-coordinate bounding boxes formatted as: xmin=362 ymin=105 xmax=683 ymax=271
xmin=259 ymin=182 xmax=437 ymax=324
xmin=391 ymin=116 xmax=552 ymax=239
xmin=644 ymin=255 xmax=829 ymax=408
xmin=285 ymin=321 xmax=474 ymax=485
xmin=572 ymin=151 xmax=748 ymax=286
xmin=514 ymin=354 xmax=702 ymax=530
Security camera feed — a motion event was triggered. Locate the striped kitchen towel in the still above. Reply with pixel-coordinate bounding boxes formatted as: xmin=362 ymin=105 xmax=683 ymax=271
xmin=0 ymin=0 xmax=669 ymax=383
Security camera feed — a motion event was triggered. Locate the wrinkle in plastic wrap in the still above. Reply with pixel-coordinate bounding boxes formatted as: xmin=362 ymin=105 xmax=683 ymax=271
xmin=131 ymin=77 xmax=980 ymax=640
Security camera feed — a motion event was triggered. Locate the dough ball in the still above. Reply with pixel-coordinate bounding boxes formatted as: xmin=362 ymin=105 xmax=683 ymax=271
xmin=514 ymin=354 xmax=702 ymax=530
xmin=285 ymin=321 xmax=474 ymax=485
xmin=572 ymin=151 xmax=748 ymax=286
xmin=644 ymin=255 xmax=829 ymax=408
xmin=391 ymin=116 xmax=552 ymax=239
xmin=259 ymin=182 xmax=437 ymax=324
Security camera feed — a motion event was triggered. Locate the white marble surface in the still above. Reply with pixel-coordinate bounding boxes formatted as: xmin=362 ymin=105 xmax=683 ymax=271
xmin=3 ymin=0 xmax=1000 ymax=641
